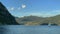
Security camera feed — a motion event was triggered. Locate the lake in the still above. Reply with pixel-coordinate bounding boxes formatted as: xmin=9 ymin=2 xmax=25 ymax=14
xmin=0 ymin=25 xmax=60 ymax=34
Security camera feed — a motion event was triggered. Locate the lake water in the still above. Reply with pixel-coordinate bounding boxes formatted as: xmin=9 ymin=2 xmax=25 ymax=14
xmin=0 ymin=25 xmax=60 ymax=34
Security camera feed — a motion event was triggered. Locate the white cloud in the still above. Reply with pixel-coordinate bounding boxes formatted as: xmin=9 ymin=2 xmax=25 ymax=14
xmin=7 ymin=4 xmax=26 ymax=11
xmin=21 ymin=4 xmax=26 ymax=8
xmin=8 ymin=7 xmax=15 ymax=11
xmin=10 ymin=7 xmax=14 ymax=10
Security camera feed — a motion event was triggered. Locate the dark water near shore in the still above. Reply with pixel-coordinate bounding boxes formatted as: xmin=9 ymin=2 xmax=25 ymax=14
xmin=0 ymin=25 xmax=60 ymax=34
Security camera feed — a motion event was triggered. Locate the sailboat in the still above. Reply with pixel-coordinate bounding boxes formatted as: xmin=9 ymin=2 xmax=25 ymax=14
xmin=48 ymin=23 xmax=51 ymax=27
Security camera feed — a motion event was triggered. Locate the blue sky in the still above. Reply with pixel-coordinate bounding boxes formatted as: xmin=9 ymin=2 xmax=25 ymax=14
xmin=0 ymin=0 xmax=60 ymax=17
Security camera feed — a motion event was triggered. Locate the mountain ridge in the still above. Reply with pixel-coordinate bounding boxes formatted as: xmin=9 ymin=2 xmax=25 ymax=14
xmin=15 ymin=15 xmax=60 ymax=25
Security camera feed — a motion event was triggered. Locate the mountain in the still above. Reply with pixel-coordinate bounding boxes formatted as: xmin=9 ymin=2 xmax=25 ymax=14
xmin=46 ymin=15 xmax=60 ymax=25
xmin=15 ymin=16 xmax=45 ymax=25
xmin=0 ymin=2 xmax=19 ymax=25
xmin=15 ymin=15 xmax=60 ymax=25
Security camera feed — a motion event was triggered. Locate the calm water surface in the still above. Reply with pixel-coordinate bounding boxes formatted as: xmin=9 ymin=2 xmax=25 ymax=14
xmin=0 ymin=25 xmax=60 ymax=34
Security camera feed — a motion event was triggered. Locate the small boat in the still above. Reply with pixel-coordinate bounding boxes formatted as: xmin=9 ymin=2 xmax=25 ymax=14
xmin=48 ymin=23 xmax=51 ymax=27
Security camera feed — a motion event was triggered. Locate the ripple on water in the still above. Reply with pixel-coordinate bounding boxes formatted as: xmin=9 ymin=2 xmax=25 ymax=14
xmin=0 ymin=25 xmax=60 ymax=34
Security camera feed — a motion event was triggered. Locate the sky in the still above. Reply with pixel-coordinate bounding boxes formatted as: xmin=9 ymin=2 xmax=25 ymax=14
xmin=0 ymin=0 xmax=60 ymax=17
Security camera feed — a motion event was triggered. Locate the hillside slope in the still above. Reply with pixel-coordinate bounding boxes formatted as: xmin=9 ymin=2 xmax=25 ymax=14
xmin=0 ymin=2 xmax=19 ymax=25
xmin=15 ymin=15 xmax=60 ymax=25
